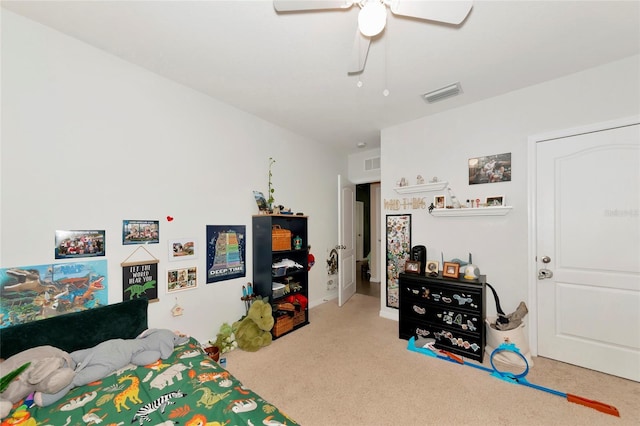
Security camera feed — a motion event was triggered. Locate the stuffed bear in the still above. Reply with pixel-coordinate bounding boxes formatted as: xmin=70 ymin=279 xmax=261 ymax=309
xmin=0 ymin=346 xmax=75 ymax=420
xmin=232 ymin=299 xmax=274 ymax=352
xmin=35 ymin=328 xmax=189 ymax=407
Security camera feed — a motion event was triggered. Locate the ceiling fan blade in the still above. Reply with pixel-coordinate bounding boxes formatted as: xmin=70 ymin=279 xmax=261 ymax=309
xmin=274 ymin=0 xmax=354 ymax=12
xmin=347 ymin=30 xmax=371 ymax=74
xmin=389 ymin=0 xmax=473 ymax=25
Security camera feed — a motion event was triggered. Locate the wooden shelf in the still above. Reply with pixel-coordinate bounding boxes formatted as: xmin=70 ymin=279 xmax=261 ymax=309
xmin=394 ymin=181 xmax=448 ymax=194
xmin=430 ymin=206 xmax=513 ymax=216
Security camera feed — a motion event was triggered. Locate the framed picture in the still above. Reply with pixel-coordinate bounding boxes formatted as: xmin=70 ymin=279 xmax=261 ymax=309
xmin=442 ymin=262 xmax=460 ymax=279
xmin=253 ymin=191 xmax=269 ymax=212
xmin=468 ymin=152 xmax=512 ymax=185
xmin=206 ymin=225 xmax=246 ymax=283
xmin=486 ymin=195 xmax=505 ymax=207
xmin=168 ymin=238 xmax=197 ymax=261
xmin=405 ymin=260 xmax=421 ymax=274
xmin=167 ymin=266 xmax=198 ymax=293
xmin=426 ymin=260 xmax=439 ymax=276
xmin=434 ymin=195 xmax=446 ymax=209
xmin=55 ymin=230 xmax=105 ymax=259
xmin=123 ymin=220 xmax=159 ymax=245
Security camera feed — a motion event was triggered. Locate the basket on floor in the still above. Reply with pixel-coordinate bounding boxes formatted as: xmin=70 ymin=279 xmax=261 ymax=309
xmin=273 ymin=314 xmax=293 ymax=337
xmin=293 ymin=308 xmax=306 ymax=327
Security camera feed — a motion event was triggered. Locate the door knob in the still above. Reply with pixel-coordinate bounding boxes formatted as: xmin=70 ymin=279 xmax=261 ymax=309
xmin=541 ymin=256 xmax=551 ymax=264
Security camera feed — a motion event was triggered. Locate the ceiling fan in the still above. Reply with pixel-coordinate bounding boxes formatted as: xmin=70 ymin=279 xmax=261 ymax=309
xmin=273 ymin=0 xmax=473 ymax=74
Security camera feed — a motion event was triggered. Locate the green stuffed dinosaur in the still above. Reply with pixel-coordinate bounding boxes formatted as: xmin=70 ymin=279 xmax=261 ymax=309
xmin=232 ymin=299 xmax=274 ymax=352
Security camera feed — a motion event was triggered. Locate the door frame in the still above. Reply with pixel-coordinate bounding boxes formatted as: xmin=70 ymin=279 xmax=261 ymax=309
xmin=526 ymin=115 xmax=640 ymax=357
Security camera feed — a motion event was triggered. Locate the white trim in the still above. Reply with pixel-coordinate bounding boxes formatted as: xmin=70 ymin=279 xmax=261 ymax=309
xmin=526 ymin=115 xmax=640 ymax=357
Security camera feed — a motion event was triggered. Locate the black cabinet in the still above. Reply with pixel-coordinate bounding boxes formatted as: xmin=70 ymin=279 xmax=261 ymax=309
xmin=252 ymin=215 xmax=309 ymax=338
xmin=399 ymin=273 xmax=486 ymax=362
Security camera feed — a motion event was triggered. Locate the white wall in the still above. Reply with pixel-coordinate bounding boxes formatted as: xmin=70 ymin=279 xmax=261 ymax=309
xmin=0 ymin=11 xmax=346 ymax=343
xmin=379 ymin=55 xmax=640 ymax=320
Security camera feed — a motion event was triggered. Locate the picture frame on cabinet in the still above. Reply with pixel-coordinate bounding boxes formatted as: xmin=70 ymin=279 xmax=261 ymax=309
xmin=486 ymin=195 xmax=505 ymax=207
xmin=426 ymin=260 xmax=439 ymax=277
xmin=434 ymin=195 xmax=446 ymax=209
xmin=405 ymin=260 xmax=421 ymax=274
xmin=442 ymin=262 xmax=460 ymax=279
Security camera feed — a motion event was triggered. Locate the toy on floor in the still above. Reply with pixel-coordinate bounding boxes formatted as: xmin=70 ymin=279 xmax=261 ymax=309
xmin=232 ymin=298 xmax=274 ymax=352
xmin=407 ymin=337 xmax=620 ymax=417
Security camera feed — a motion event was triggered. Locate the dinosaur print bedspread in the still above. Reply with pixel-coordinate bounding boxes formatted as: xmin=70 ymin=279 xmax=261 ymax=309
xmin=2 ymin=338 xmax=297 ymax=425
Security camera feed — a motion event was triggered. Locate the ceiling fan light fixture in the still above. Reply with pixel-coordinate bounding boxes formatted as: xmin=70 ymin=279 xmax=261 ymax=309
xmin=358 ymin=1 xmax=387 ymax=37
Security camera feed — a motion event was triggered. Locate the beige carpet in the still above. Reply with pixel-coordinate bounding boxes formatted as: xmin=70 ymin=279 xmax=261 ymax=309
xmin=226 ymin=294 xmax=640 ymax=425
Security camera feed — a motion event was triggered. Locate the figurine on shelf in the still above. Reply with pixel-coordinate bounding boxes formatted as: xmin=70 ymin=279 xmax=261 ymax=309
xmin=399 ymin=177 xmax=408 ymax=187
xmin=430 ymin=177 xmax=439 ymax=183
xmin=416 ymin=175 xmax=425 ymax=185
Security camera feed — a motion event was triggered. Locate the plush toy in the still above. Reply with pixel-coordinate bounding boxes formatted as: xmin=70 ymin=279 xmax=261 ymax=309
xmin=232 ymin=299 xmax=274 ymax=352
xmin=0 ymin=346 xmax=75 ymax=420
xmin=35 ymin=328 xmax=189 ymax=407
xmin=211 ymin=322 xmax=237 ymax=354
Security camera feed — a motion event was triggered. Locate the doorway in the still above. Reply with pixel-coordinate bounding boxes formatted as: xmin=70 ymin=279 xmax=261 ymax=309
xmin=356 ymin=182 xmax=381 ymax=299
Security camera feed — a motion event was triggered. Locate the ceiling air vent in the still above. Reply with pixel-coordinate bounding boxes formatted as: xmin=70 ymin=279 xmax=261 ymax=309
xmin=365 ymin=157 xmax=381 ymax=171
xmin=422 ymin=82 xmax=462 ymax=104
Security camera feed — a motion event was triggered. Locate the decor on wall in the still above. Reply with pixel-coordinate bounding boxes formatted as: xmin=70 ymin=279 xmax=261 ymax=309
xmin=386 ymin=214 xmax=412 ymax=309
xmin=121 ymin=246 xmax=158 ymax=302
xmin=55 ymin=230 xmax=105 ymax=259
xmin=0 ymin=260 xmax=108 ymax=328
xmin=434 ymin=195 xmax=445 ymax=209
xmin=167 ymin=266 xmax=198 ymax=293
xmin=469 ymin=152 xmax=512 ymax=184
xmin=168 ymin=238 xmax=197 ymax=261
xmin=206 ymin=225 xmax=246 ymax=283
xmin=122 ymin=220 xmax=159 ymax=245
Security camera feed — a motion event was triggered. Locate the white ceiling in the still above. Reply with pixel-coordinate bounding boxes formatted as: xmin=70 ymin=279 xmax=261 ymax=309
xmin=3 ymin=0 xmax=639 ymax=154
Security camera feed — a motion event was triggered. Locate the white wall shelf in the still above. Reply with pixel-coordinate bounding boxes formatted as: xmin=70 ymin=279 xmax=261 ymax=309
xmin=430 ymin=206 xmax=513 ymax=217
xmin=394 ymin=181 xmax=448 ymax=194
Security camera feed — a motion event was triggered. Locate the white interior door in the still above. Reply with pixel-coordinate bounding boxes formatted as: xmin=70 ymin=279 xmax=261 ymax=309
xmin=338 ymin=174 xmax=356 ymax=306
xmin=536 ymin=121 xmax=640 ymax=381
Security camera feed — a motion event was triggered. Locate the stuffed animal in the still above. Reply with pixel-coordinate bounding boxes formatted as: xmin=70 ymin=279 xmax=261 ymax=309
xmin=211 ymin=322 xmax=237 ymax=354
xmin=232 ymin=299 xmax=274 ymax=352
xmin=34 ymin=328 xmax=189 ymax=407
xmin=0 ymin=346 xmax=75 ymax=420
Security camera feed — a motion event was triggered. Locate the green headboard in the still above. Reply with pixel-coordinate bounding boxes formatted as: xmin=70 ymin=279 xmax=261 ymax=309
xmin=0 ymin=299 xmax=148 ymax=359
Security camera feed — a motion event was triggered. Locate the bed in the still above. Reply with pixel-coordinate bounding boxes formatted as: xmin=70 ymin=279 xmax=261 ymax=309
xmin=0 ymin=299 xmax=297 ymax=425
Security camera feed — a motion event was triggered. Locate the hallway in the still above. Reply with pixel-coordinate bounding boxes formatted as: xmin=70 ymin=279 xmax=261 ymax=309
xmin=356 ymin=260 xmax=380 ymax=298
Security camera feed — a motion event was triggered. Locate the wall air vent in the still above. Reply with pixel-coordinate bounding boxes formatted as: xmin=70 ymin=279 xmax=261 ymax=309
xmin=422 ymin=82 xmax=462 ymax=104
xmin=364 ymin=157 xmax=381 ymax=171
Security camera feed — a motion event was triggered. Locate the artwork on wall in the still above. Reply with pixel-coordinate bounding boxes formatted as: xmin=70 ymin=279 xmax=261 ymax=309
xmin=167 ymin=266 xmax=198 ymax=293
xmin=121 ymin=246 xmax=159 ymax=302
xmin=0 ymin=260 xmax=108 ymax=328
xmin=468 ymin=152 xmax=512 ymax=184
xmin=122 ymin=220 xmax=159 ymax=245
xmin=168 ymin=238 xmax=197 ymax=261
xmin=386 ymin=214 xmax=412 ymax=309
xmin=206 ymin=225 xmax=246 ymax=283
xmin=55 ymin=230 xmax=105 ymax=259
